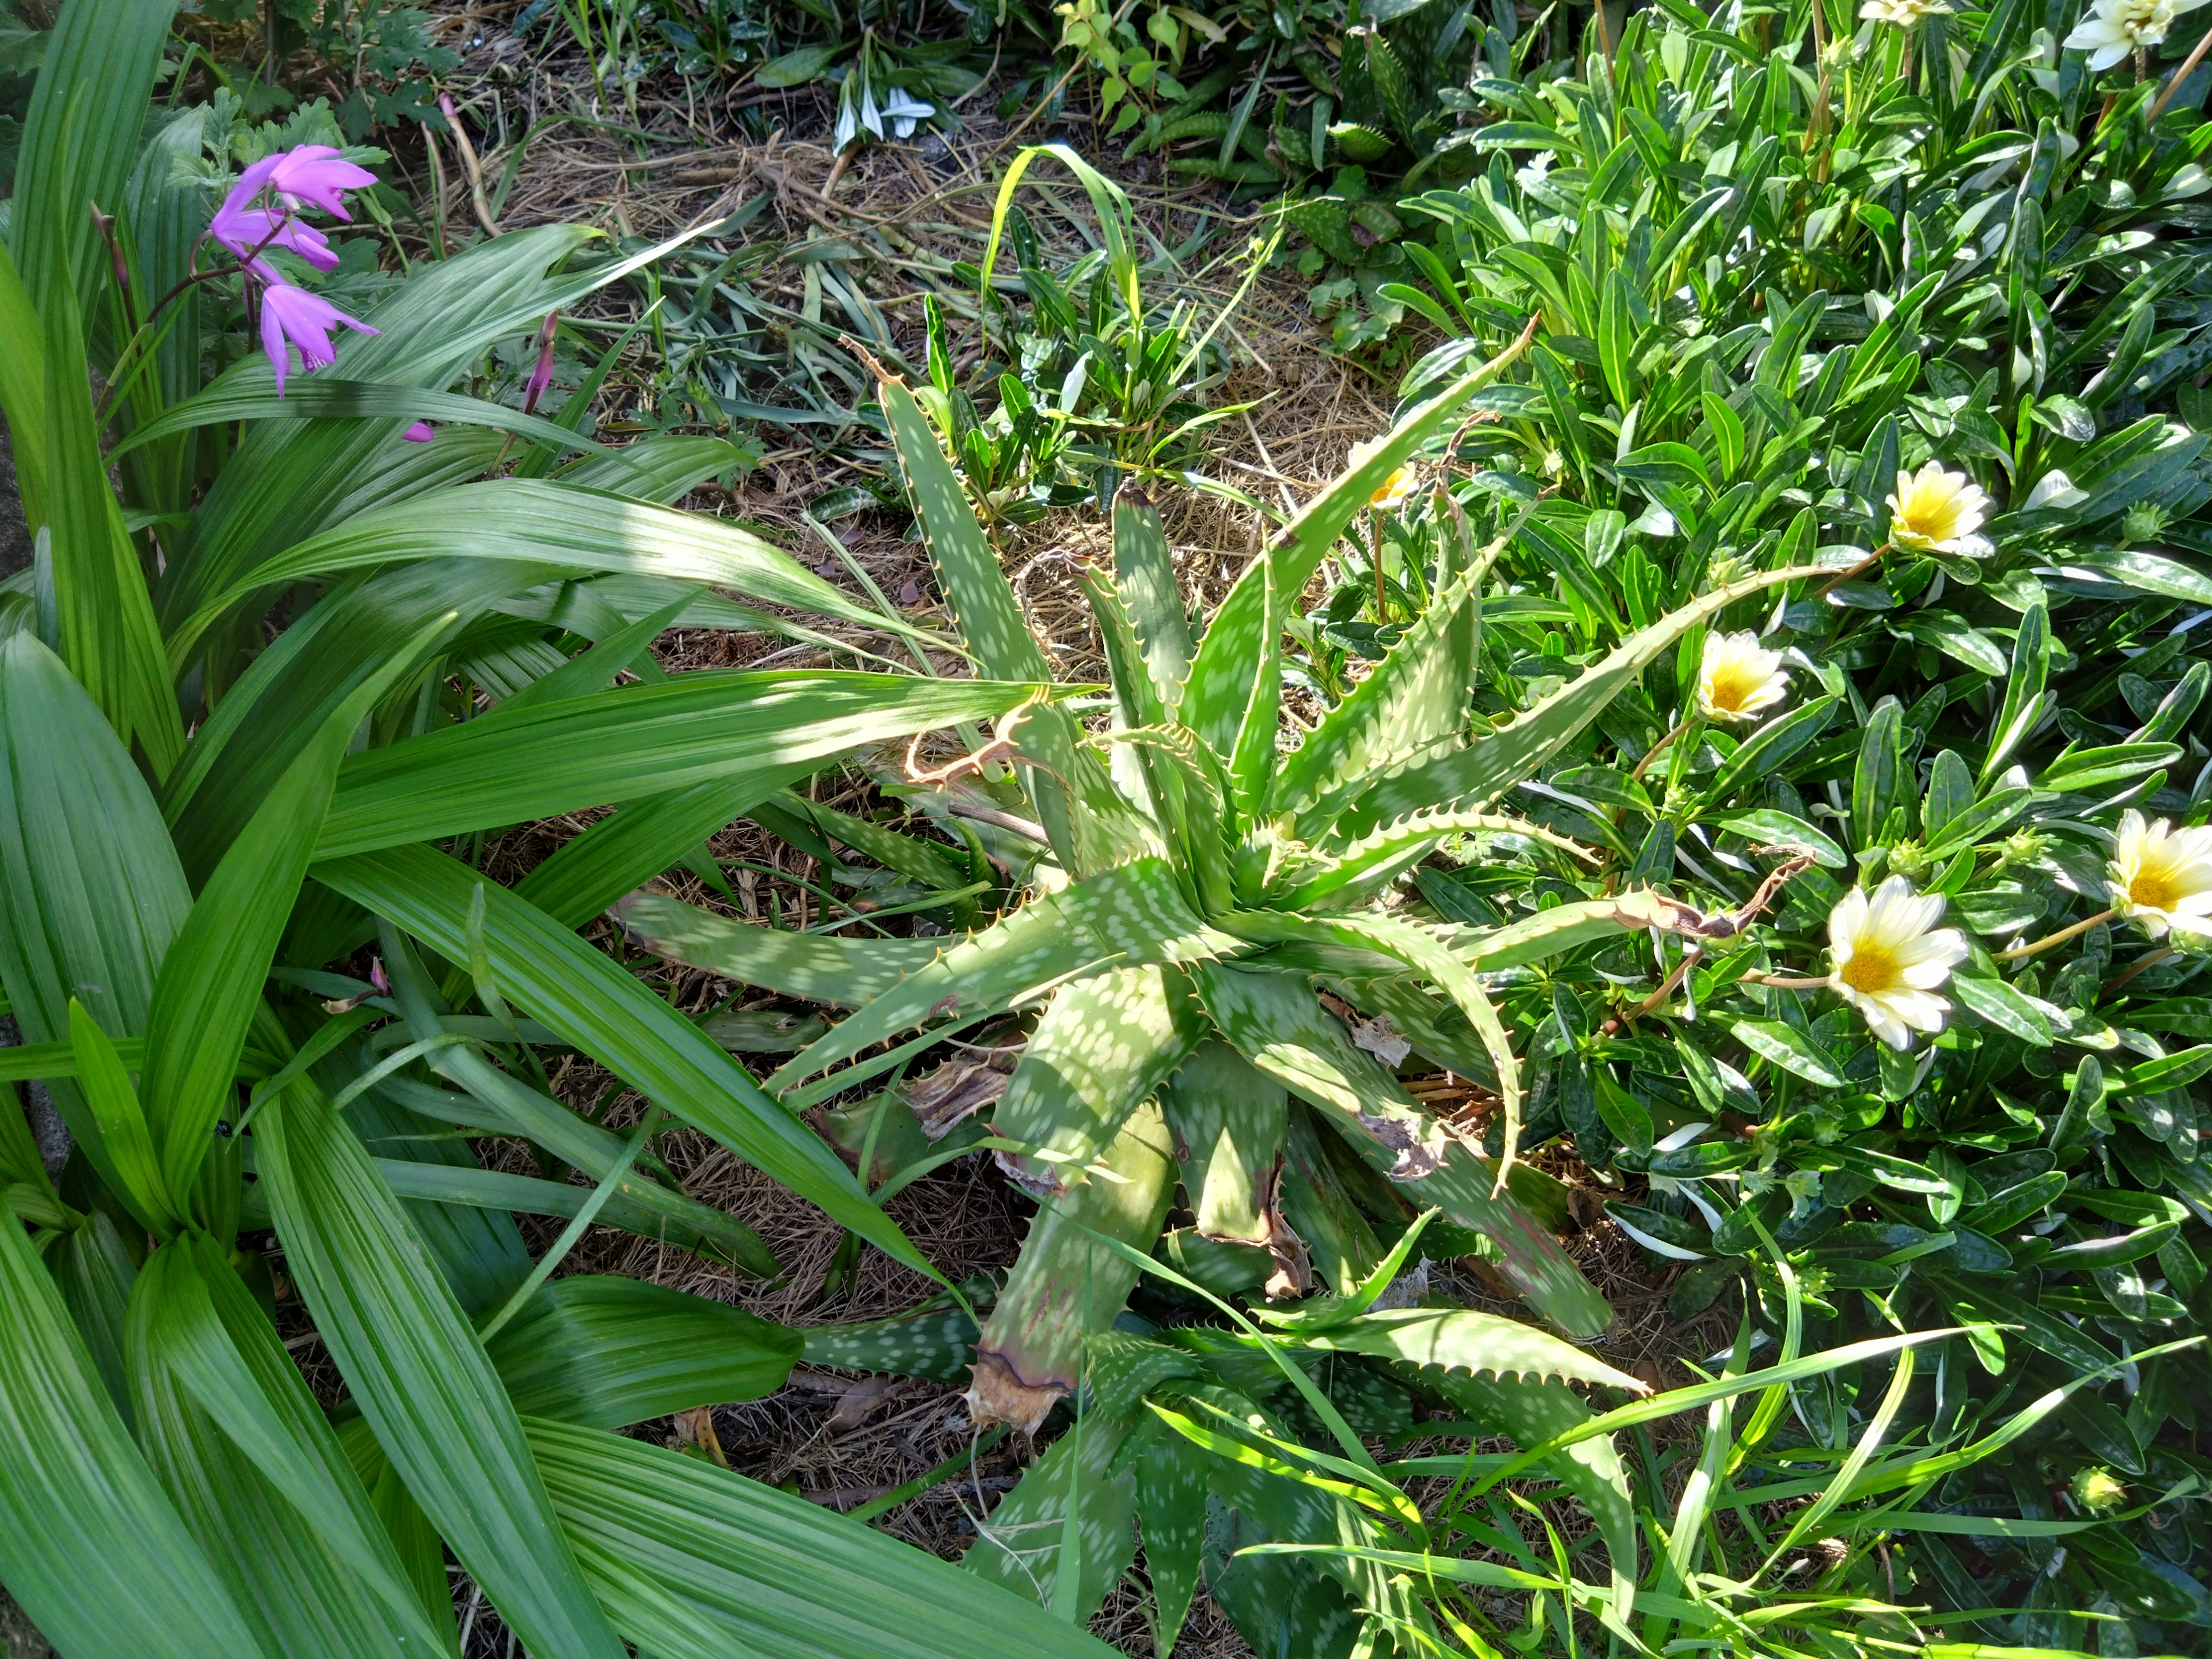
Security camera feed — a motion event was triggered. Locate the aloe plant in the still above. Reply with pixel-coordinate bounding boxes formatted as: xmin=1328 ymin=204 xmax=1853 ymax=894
xmin=619 ymin=308 xmax=1833 ymax=1440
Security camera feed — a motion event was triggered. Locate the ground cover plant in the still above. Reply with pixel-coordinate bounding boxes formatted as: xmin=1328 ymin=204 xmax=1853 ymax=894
xmin=3 ymin=0 xmax=2212 ymax=1656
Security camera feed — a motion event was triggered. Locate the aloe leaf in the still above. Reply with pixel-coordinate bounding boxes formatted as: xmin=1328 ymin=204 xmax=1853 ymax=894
xmin=0 ymin=634 xmax=192 ymax=1197
xmin=1228 ymin=908 xmax=1527 ymax=1183
xmin=317 ymin=671 xmax=1045 ymax=859
xmin=1306 ymin=1306 xmax=1640 ymax=1389
xmin=612 ymin=889 xmax=941 ymax=1006
xmin=255 ymin=1075 xmax=630 ymax=1659
xmin=970 ymin=1098 xmax=1179 ymax=1433
xmin=1423 ymin=1369 xmax=1639 ymax=1620
xmin=800 ymin=1306 xmax=981 ymax=1380
xmin=766 ymin=855 xmax=1246 ymax=1092
xmin=327 ymin=847 xmax=927 ymax=1275
xmin=1282 ymin=807 xmax=1599 ymax=912
xmin=1110 ymin=489 xmax=1195 ymax=709
xmin=1194 ymin=961 xmax=1610 ymax=1338
xmin=993 ymin=964 xmax=1206 ymax=1192
xmin=963 ymin=1402 xmax=1139 ymax=1620
xmin=1346 ymin=562 xmax=1827 ymax=830
xmin=483 ymin=1276 xmax=800 ymax=1429
xmin=1269 ymin=545 xmax=1496 ymax=835
xmin=526 ymin=1414 xmax=1124 ymax=1657
xmin=1160 ymin=1039 xmax=1291 ymax=1252
xmin=128 ymin=1238 xmax=456 ymax=1659
xmin=0 ymin=1192 xmax=271 ymax=1659
xmin=1181 ymin=319 xmax=1538 ymax=757
xmin=1128 ymin=1415 xmax=1210 ymax=1652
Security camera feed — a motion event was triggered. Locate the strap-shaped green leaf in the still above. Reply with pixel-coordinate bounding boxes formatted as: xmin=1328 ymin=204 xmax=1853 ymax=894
xmin=879 ymin=376 xmax=1048 ymax=681
xmin=317 ymin=671 xmax=1046 ymax=858
xmin=128 ymin=1238 xmax=457 ymax=1659
xmin=69 ymin=999 xmax=175 ymax=1231
xmin=113 ymin=380 xmax=615 ymax=461
xmin=0 ymin=1192 xmax=270 ymax=1659
xmin=484 ymin=1276 xmax=800 ymax=1430
xmin=767 ymin=855 xmax=1247 ymax=1091
xmin=0 ymin=242 xmax=47 ymax=521
xmin=321 ymin=844 xmax=929 ymax=1277
xmin=1344 ymin=562 xmax=1825 ymax=831
xmin=612 ymin=889 xmax=941 ymax=1006
xmin=255 ymin=1075 xmax=630 ymax=1659
xmin=525 ymin=1414 xmax=1125 ymax=1657
xmin=1192 ymin=961 xmax=1609 ymax=1338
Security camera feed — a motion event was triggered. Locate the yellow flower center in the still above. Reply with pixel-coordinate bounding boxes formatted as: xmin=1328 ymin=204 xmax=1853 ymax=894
xmin=1839 ymin=942 xmax=1900 ymax=993
xmin=1896 ymin=494 xmax=1964 ymax=544
xmin=1706 ymin=662 xmax=1765 ymax=714
xmin=2130 ymin=867 xmax=2180 ymax=912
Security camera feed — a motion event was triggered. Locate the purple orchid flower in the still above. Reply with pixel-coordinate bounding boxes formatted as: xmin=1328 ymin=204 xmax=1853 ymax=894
xmin=259 ymin=145 xmax=378 ymax=219
xmin=209 ymin=194 xmax=340 ymax=271
xmin=403 ymin=423 xmax=435 ymax=442
xmin=255 ymin=269 xmax=378 ymax=394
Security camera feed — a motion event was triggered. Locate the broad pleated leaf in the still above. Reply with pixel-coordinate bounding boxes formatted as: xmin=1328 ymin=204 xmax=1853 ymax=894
xmin=115 ymin=380 xmax=619 ymax=460
xmin=484 ymin=1276 xmax=800 ymax=1429
xmin=0 ymin=1193 xmax=270 ymax=1659
xmin=526 ymin=1415 xmax=1124 ymax=1657
xmin=147 ymin=628 xmax=437 ymax=1207
xmin=0 ymin=635 xmax=191 ymax=1197
xmin=321 ymin=844 xmax=931 ymax=1276
xmin=255 ymin=1076 xmax=630 ymax=1659
xmin=6 ymin=0 xmax=172 ymax=314
xmin=127 ymin=1238 xmax=456 ymax=1659
xmin=171 ymin=479 xmax=935 ymax=666
xmin=317 ymin=671 xmax=1044 ymax=858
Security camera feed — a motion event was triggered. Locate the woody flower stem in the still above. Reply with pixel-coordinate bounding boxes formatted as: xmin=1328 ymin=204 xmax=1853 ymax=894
xmin=2105 ymin=948 xmax=2175 ymax=995
xmin=2150 ymin=18 xmax=2212 ymax=120
xmin=1631 ymin=714 xmax=1701 ymax=783
xmin=1995 ymin=908 xmax=2118 ymax=961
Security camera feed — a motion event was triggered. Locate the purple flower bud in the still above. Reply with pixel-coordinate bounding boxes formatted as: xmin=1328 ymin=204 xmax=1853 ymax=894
xmin=524 ymin=310 xmax=559 ymax=415
xmin=403 ymin=422 xmax=435 ymax=442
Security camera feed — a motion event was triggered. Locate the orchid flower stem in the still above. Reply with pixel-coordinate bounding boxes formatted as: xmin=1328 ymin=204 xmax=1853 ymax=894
xmin=2149 ymin=18 xmax=2212 ymax=120
xmin=2104 ymin=947 xmax=2175 ymax=997
xmin=1995 ymin=908 xmax=2118 ymax=961
xmin=1631 ymin=715 xmax=1698 ymax=783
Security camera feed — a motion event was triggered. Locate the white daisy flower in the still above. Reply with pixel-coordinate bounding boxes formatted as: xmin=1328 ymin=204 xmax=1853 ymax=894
xmin=1827 ymin=877 xmax=1969 ymax=1050
xmin=1697 ymin=630 xmax=1790 ymax=722
xmin=1886 ymin=461 xmax=1991 ymax=554
xmin=2107 ymin=809 xmax=2212 ymax=940
xmin=1859 ymin=0 xmax=1952 ymax=25
xmin=2065 ymin=0 xmax=2205 ymax=69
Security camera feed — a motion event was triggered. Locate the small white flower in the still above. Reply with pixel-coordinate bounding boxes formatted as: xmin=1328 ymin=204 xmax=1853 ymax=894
xmin=2107 ymin=809 xmax=2212 ymax=940
xmin=1827 ymin=877 xmax=1969 ymax=1050
xmin=1859 ymin=0 xmax=1950 ymax=25
xmin=2066 ymin=0 xmax=2206 ymax=69
xmin=1697 ymin=630 xmax=1790 ymax=722
xmin=1887 ymin=460 xmax=1991 ymax=554
xmin=881 ymin=87 xmax=934 ymax=139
